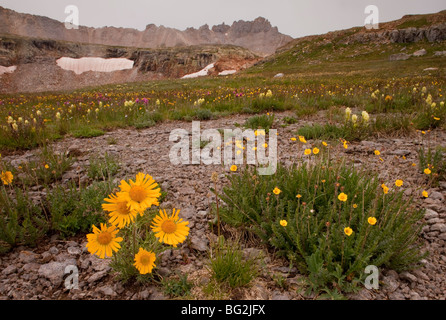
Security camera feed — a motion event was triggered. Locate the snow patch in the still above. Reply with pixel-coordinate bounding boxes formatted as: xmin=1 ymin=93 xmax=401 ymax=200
xmin=219 ymin=70 xmax=237 ymax=76
xmin=0 ymin=65 xmax=17 ymax=76
xmin=182 ymin=63 xmax=214 ymax=79
xmin=56 ymin=57 xmax=134 ymax=75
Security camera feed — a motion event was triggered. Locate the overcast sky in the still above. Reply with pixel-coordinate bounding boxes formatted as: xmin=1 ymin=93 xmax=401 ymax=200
xmin=1 ymin=0 xmax=445 ymax=38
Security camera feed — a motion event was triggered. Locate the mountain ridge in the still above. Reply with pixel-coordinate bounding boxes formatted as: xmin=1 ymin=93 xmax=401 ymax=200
xmin=0 ymin=6 xmax=292 ymax=55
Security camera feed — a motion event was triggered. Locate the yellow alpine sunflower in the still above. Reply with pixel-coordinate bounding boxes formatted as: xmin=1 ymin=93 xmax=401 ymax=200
xmin=118 ymin=172 xmax=161 ymax=213
xmin=102 ymin=193 xmax=138 ymax=228
xmin=134 ymin=248 xmax=156 ymax=275
xmin=1 ymin=171 xmax=13 ymax=185
xmin=280 ymin=220 xmax=288 ymax=227
xmin=86 ymin=223 xmax=123 ymax=259
xmin=151 ymin=209 xmax=190 ymax=247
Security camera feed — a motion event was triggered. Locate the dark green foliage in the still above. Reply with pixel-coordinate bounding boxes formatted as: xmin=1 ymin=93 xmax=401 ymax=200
xmin=0 ymin=187 xmax=48 ymax=252
xmin=244 ymin=114 xmax=275 ymax=133
xmin=47 ymin=181 xmax=113 ymax=237
xmin=219 ymin=160 xmax=426 ymax=293
xmin=162 ymin=273 xmax=193 ymax=298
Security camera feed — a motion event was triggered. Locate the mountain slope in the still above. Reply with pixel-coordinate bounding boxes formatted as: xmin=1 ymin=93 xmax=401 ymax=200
xmin=0 ymin=6 xmax=292 ymax=55
xmin=248 ymin=10 xmax=446 ymax=79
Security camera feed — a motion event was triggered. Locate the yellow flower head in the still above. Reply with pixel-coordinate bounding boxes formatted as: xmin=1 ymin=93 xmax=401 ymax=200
xmin=299 ymin=136 xmax=307 ymax=143
xmin=381 ymin=184 xmax=389 ymax=194
xmin=280 ymin=220 xmax=288 ymax=227
xmin=338 ymin=192 xmax=348 ymax=202
xmin=304 ymin=149 xmax=312 ymax=156
xmin=296 ymin=194 xmax=302 ymax=199
xmin=86 ymin=223 xmax=123 ymax=259
xmin=1 ymin=171 xmax=13 ymax=185
xmin=374 ymin=150 xmax=380 ymax=156
xmin=230 ymin=165 xmax=238 ymax=172
xmin=291 ymin=137 xmax=297 ymax=141
xmin=395 ymin=180 xmax=403 ymax=187
xmin=368 ymin=217 xmax=377 ymax=225
xmin=118 ymin=172 xmax=161 ymax=213
xmin=273 ymin=187 xmax=281 ymax=195
xmin=424 ymin=168 xmax=431 ymax=175
xmin=322 ymin=141 xmax=328 ymax=147
xmin=134 ymin=248 xmax=156 ymax=275
xmin=102 ymin=193 xmax=138 ymax=228
xmin=422 ymin=190 xmax=429 ymax=198
xmin=313 ymin=147 xmax=320 ymax=155
xmin=151 ymin=209 xmax=190 ymax=247
xmin=344 ymin=227 xmax=353 ymax=236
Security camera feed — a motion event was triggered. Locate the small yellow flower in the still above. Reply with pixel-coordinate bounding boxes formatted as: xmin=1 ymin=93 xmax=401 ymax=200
xmin=230 ymin=165 xmax=237 ymax=172
xmin=291 ymin=137 xmax=297 ymax=141
xmin=280 ymin=220 xmax=288 ymax=227
xmin=304 ymin=149 xmax=312 ymax=155
xmin=296 ymin=194 xmax=302 ymax=199
xmin=395 ymin=180 xmax=403 ymax=187
xmin=381 ymin=184 xmax=389 ymax=194
xmin=338 ymin=192 xmax=348 ymax=202
xmin=299 ymin=136 xmax=307 ymax=143
xmin=422 ymin=190 xmax=429 ymax=198
xmin=344 ymin=227 xmax=353 ymax=236
xmin=1 ymin=171 xmax=13 ymax=185
xmin=44 ymin=164 xmax=49 ymax=169
xmin=313 ymin=147 xmax=320 ymax=155
xmin=263 ymin=143 xmax=268 ymax=148
xmin=433 ymin=117 xmax=440 ymax=121
xmin=353 ymin=204 xmax=358 ymax=209
xmin=374 ymin=150 xmax=380 ymax=156
xmin=424 ymin=168 xmax=431 ymax=175
xmin=368 ymin=217 xmax=377 ymax=225
xmin=412 ymin=163 xmax=416 ymax=167
xmin=273 ymin=187 xmax=281 ymax=195
xmin=322 ymin=141 xmax=328 ymax=147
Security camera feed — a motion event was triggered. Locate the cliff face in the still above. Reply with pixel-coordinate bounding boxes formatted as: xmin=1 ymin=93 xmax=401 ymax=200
xmin=0 ymin=7 xmax=292 ymax=55
xmin=0 ymin=35 xmax=260 ymax=93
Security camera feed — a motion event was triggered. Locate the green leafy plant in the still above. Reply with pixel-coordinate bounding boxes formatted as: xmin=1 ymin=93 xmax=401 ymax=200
xmin=87 ymin=153 xmax=121 ymax=181
xmin=208 ymin=238 xmax=258 ymax=288
xmin=244 ymin=114 xmax=275 ymax=133
xmin=219 ymin=155 xmax=426 ymax=294
xmin=162 ymin=273 xmax=193 ymax=298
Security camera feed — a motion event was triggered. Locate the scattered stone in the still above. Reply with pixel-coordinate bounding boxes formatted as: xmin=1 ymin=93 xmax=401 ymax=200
xmin=97 ymin=285 xmax=116 ymax=297
xmin=389 ymin=53 xmax=411 ymax=61
xmin=87 ymin=271 xmax=108 ymax=284
xmin=48 ymin=246 xmax=59 ymax=255
xmin=425 ymin=209 xmax=439 ymax=220
xmin=400 ymin=272 xmax=417 ymax=283
xmin=139 ymin=289 xmax=151 ymax=300
xmin=18 ymin=251 xmax=38 ymax=264
xmin=413 ymin=49 xmax=426 ymax=57
xmin=271 ymin=291 xmax=290 ymax=300
xmin=431 ymin=223 xmax=446 ymax=233
xmin=274 ymin=73 xmax=284 ymax=78
xmin=190 ymin=236 xmax=208 ymax=252
xmin=38 ymin=260 xmax=76 ymax=287
xmin=67 ymin=247 xmax=82 ymax=255
xmin=2 ymin=265 xmax=17 ymax=276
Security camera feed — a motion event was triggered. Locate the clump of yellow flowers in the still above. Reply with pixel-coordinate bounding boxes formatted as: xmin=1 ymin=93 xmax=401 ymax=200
xmin=86 ymin=172 xmax=190 ymax=275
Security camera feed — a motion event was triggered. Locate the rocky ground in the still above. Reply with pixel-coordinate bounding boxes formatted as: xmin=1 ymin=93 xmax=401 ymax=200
xmin=1 ymin=110 xmax=445 ymax=300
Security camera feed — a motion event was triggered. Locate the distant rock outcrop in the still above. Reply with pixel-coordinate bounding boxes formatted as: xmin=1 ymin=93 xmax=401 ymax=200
xmin=0 ymin=6 xmax=292 ymax=55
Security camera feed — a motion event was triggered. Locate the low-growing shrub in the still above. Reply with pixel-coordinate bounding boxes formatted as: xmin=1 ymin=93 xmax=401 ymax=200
xmin=87 ymin=153 xmax=120 ymax=181
xmin=219 ymin=157 xmax=426 ymax=294
xmin=47 ymin=180 xmax=114 ymax=237
xmin=244 ymin=114 xmax=275 ymax=133
xmin=208 ymin=238 xmax=258 ymax=288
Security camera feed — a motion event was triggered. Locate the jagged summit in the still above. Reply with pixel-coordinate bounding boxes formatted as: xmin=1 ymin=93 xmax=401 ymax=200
xmin=0 ymin=6 xmax=292 ymax=55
